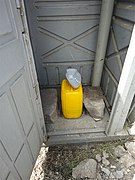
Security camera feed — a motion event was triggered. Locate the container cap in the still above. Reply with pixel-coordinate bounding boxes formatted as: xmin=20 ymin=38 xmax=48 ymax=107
xmin=66 ymin=68 xmax=81 ymax=88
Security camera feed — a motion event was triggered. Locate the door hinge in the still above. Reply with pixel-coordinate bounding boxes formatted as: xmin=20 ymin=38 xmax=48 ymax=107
xmin=15 ymin=0 xmax=21 ymax=9
xmin=43 ymin=134 xmax=48 ymax=143
xmin=33 ymin=84 xmax=39 ymax=100
xmin=15 ymin=0 xmax=25 ymax=33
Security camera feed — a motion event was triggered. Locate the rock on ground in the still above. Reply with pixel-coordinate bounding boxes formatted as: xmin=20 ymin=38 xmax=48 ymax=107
xmin=96 ymin=172 xmax=103 ymax=180
xmin=110 ymin=165 xmax=116 ymax=169
xmin=119 ymin=153 xmax=135 ymax=168
xmin=72 ymin=158 xmax=97 ymax=179
xmin=114 ymin=145 xmax=127 ymax=158
xmin=101 ymin=167 xmax=110 ymax=176
xmin=102 ymin=157 xmax=110 ymax=166
xmin=83 ymin=87 xmax=105 ymax=120
xmin=125 ymin=141 xmax=135 ymax=159
xmin=109 ymin=172 xmax=115 ymax=179
xmin=113 ymin=170 xmax=124 ymax=179
xmin=96 ymin=154 xmax=102 ymax=162
xmin=102 ymin=151 xmax=109 ymax=159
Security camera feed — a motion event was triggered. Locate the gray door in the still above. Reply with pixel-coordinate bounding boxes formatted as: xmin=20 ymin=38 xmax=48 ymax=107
xmin=0 ymin=0 xmax=45 ymax=179
xmin=25 ymin=0 xmax=101 ymax=86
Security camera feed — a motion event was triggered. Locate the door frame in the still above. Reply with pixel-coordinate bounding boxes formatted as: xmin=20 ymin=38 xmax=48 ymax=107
xmin=19 ymin=0 xmax=47 ymax=140
xmin=105 ymin=25 xmax=135 ymax=135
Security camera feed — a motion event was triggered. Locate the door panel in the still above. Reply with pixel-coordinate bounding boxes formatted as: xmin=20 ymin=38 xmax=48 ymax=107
xmin=0 ymin=0 xmax=45 ymax=179
xmin=0 ymin=156 xmax=9 ymax=180
xmin=0 ymin=93 xmax=24 ymax=162
xmin=14 ymin=145 xmax=33 ymax=180
xmin=27 ymin=124 xmax=41 ymax=161
xmin=0 ymin=0 xmax=16 ymax=46
xmin=11 ymin=76 xmax=34 ymax=135
xmin=7 ymin=173 xmax=16 ymax=180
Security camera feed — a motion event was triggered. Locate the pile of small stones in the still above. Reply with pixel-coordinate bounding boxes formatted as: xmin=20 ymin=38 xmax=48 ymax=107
xmin=30 ymin=141 xmax=135 ymax=180
xmin=72 ymin=141 xmax=135 ymax=180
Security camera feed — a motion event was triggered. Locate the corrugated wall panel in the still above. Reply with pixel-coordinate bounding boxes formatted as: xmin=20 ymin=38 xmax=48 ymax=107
xmin=25 ymin=0 xmax=101 ymax=86
xmin=101 ymin=0 xmax=135 ymax=109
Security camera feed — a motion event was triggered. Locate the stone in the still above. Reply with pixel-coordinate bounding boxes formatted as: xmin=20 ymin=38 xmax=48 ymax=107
xmin=133 ymin=174 xmax=135 ymax=180
xmin=83 ymin=87 xmax=105 ymax=120
xmin=96 ymin=154 xmax=102 ymax=162
xmin=96 ymin=173 xmax=103 ymax=180
xmin=114 ymin=145 xmax=127 ymax=158
xmin=72 ymin=159 xmax=97 ymax=179
xmin=103 ymin=151 xmax=109 ymax=159
xmin=113 ymin=170 xmax=124 ymax=179
xmin=102 ymin=157 xmax=110 ymax=166
xmin=102 ymin=174 xmax=109 ymax=180
xmin=41 ymin=89 xmax=58 ymax=123
xmin=119 ymin=153 xmax=135 ymax=168
xmin=101 ymin=167 xmax=110 ymax=176
xmin=125 ymin=141 xmax=135 ymax=159
xmin=110 ymin=165 xmax=116 ymax=169
xmin=109 ymin=173 xmax=115 ymax=179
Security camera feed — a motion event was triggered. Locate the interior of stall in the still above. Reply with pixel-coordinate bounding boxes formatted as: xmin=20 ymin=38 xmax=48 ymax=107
xmin=24 ymin=0 xmax=135 ymax=141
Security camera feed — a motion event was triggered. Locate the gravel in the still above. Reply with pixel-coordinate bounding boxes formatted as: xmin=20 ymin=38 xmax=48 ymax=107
xmin=29 ymin=139 xmax=135 ymax=180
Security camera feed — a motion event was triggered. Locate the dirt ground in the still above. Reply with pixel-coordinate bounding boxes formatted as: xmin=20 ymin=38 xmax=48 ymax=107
xmin=30 ymin=137 xmax=135 ymax=180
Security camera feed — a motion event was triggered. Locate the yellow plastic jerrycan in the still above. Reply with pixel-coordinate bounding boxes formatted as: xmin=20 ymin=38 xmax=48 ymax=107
xmin=61 ymin=79 xmax=83 ymax=118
